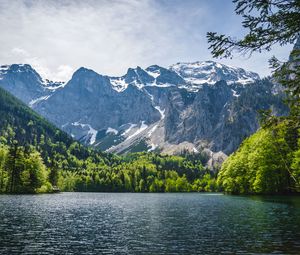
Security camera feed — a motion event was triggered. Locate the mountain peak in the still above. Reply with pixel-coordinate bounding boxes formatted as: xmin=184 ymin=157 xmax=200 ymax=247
xmin=0 ymin=64 xmax=36 ymax=74
xmin=73 ymin=66 xmax=94 ymax=74
xmin=0 ymin=64 xmax=47 ymax=88
xmin=0 ymin=64 xmax=63 ymax=88
xmin=170 ymin=61 xmax=260 ymax=86
xmin=71 ymin=67 xmax=101 ymax=81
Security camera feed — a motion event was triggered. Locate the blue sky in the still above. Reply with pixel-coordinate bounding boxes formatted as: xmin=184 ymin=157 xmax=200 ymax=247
xmin=0 ymin=0 xmax=293 ymax=81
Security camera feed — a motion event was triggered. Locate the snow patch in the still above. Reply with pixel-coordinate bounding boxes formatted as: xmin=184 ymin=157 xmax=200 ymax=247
xmin=170 ymin=60 xmax=260 ymax=89
xmin=144 ymin=89 xmax=165 ymax=121
xmin=29 ymin=95 xmax=52 ymax=107
xmin=126 ymin=121 xmax=148 ymax=140
xmin=44 ymin=83 xmax=66 ymax=91
xmin=106 ymin=145 xmax=116 ymax=151
xmin=231 ymin=89 xmax=240 ymax=97
xmin=72 ymin=121 xmax=98 ymax=145
xmin=184 ymin=77 xmax=215 ymax=85
xmin=110 ymin=78 xmax=128 ymax=92
xmin=0 ymin=65 xmax=9 ymax=80
xmin=143 ymin=89 xmax=154 ymax=102
xmin=193 ymin=147 xmax=199 ymax=153
xmin=106 ymin=127 xmax=118 ymax=135
xmin=148 ymin=143 xmax=157 ymax=152
xmin=62 ymin=122 xmax=69 ymax=128
xmin=145 ymin=82 xmax=174 ymax=88
xmin=147 ymin=124 xmax=158 ymax=137
xmin=146 ymin=70 xmax=160 ymax=78
xmin=154 ymin=106 xmax=165 ymax=120
xmin=0 ymin=65 xmax=9 ymax=71
xmin=122 ymin=123 xmax=137 ymax=136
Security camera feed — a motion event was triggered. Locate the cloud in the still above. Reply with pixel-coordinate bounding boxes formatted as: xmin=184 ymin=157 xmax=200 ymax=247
xmin=10 ymin=47 xmax=74 ymax=81
xmin=11 ymin=47 xmax=30 ymax=57
xmin=56 ymin=65 xmax=74 ymax=81
xmin=24 ymin=56 xmax=74 ymax=81
xmin=0 ymin=0 xmax=293 ymax=80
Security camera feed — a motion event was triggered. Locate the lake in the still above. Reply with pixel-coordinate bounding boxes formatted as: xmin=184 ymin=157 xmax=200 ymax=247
xmin=0 ymin=193 xmax=299 ymax=254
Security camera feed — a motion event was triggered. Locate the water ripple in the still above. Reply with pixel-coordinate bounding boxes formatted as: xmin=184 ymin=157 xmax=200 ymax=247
xmin=0 ymin=193 xmax=299 ymax=254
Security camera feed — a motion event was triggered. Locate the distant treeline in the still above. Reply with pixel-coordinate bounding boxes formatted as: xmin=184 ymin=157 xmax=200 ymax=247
xmin=0 ymin=138 xmax=216 ymax=193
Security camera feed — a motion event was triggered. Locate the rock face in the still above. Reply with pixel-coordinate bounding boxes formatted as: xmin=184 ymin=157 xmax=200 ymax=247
xmin=0 ymin=60 xmax=288 ymax=156
xmin=36 ymin=67 xmax=160 ymax=139
xmin=0 ymin=64 xmax=64 ymax=107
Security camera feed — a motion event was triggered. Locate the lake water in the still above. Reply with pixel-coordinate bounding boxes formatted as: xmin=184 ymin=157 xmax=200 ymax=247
xmin=0 ymin=193 xmax=299 ymax=254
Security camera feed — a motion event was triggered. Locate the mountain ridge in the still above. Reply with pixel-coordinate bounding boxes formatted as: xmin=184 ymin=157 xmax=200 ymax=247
xmin=0 ymin=61 xmax=287 ymax=160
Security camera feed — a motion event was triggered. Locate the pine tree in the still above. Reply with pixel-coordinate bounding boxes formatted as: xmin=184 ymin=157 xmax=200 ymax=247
xmin=207 ymin=0 xmax=300 ymax=113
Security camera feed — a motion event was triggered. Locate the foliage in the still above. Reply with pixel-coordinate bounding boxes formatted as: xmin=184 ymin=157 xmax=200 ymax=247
xmin=207 ymin=0 xmax=300 ymax=58
xmin=217 ymin=120 xmax=300 ymax=194
xmin=208 ymin=0 xmax=300 ymax=194
xmin=56 ymin=152 xmax=217 ymax=192
xmin=0 ymin=143 xmax=51 ymax=193
xmin=207 ymin=0 xmax=300 ymax=111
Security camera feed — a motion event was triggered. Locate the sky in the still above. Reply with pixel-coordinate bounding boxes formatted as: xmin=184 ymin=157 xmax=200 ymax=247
xmin=0 ymin=0 xmax=294 ymax=81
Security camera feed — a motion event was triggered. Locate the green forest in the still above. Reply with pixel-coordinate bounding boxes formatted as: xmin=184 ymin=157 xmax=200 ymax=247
xmin=217 ymin=119 xmax=300 ymax=194
xmin=0 ymin=142 xmax=217 ymax=193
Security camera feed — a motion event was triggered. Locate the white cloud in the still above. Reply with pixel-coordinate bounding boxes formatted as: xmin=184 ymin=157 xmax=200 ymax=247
xmin=9 ymin=47 xmax=74 ymax=81
xmin=11 ymin=47 xmax=30 ymax=57
xmin=55 ymin=65 xmax=74 ymax=81
xmin=0 ymin=0 xmax=293 ymax=80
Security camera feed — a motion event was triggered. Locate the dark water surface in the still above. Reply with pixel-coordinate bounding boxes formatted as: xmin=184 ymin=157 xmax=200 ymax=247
xmin=0 ymin=193 xmax=299 ymax=254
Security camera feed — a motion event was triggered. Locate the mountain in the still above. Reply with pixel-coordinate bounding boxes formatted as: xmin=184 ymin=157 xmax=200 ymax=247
xmin=0 ymin=61 xmax=288 ymax=159
xmin=0 ymin=86 xmax=216 ymax=194
xmin=0 ymin=64 xmax=64 ymax=107
xmin=0 ymin=84 xmax=70 ymax=147
xmin=0 ymin=85 xmax=112 ymax=168
xmin=170 ymin=61 xmax=260 ymax=91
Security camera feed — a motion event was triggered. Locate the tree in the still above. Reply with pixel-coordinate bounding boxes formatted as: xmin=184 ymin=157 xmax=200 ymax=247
xmin=5 ymin=142 xmax=25 ymax=193
xmin=22 ymin=151 xmax=50 ymax=193
xmin=207 ymin=0 xmax=300 ymax=58
xmin=0 ymin=145 xmax=8 ymax=193
xmin=207 ymin=0 xmax=300 ymax=112
xmin=217 ymin=120 xmax=299 ymax=194
xmin=207 ymin=0 xmax=300 ymax=194
xmin=291 ymin=132 xmax=300 ymax=184
xmin=176 ymin=175 xmax=189 ymax=192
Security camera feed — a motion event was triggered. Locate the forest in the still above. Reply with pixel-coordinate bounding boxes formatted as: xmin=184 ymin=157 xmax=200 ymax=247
xmin=0 ymin=137 xmax=217 ymax=193
xmin=217 ymin=118 xmax=300 ymax=194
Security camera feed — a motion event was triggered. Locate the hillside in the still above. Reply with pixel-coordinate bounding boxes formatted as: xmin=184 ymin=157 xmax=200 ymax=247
xmin=0 ymin=85 xmax=72 ymax=148
xmin=0 ymin=85 xmax=113 ymax=165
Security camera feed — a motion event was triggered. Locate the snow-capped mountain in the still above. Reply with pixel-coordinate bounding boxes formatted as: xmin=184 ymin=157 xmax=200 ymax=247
xmin=170 ymin=61 xmax=260 ymax=91
xmin=0 ymin=64 xmax=65 ymax=107
xmin=105 ymin=61 xmax=260 ymax=93
xmin=108 ymin=65 xmax=185 ymax=92
xmin=0 ymin=61 xmax=287 ymax=159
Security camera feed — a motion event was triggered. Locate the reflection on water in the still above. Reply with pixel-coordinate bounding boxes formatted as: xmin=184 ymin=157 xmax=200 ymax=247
xmin=0 ymin=193 xmax=299 ymax=254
